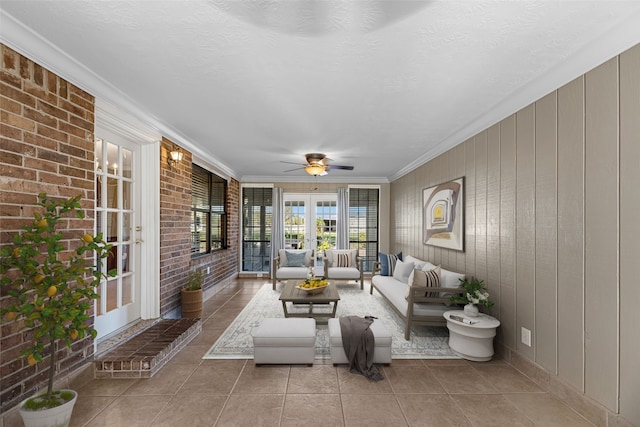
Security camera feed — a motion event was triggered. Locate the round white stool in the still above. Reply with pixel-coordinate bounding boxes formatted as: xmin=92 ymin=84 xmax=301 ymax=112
xmin=444 ymin=310 xmax=500 ymax=362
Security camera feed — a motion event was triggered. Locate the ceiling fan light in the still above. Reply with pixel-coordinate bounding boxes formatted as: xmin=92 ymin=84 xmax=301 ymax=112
xmin=305 ymin=164 xmax=325 ymax=176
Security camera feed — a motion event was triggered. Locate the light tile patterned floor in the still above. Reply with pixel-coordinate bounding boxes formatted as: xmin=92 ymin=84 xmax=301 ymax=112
xmin=8 ymin=279 xmax=595 ymax=427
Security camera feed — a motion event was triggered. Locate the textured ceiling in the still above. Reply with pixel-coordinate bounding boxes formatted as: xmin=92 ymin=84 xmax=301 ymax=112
xmin=1 ymin=1 xmax=639 ymax=183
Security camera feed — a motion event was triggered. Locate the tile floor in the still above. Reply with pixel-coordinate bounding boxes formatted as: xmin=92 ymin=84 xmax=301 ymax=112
xmin=23 ymin=279 xmax=596 ymax=426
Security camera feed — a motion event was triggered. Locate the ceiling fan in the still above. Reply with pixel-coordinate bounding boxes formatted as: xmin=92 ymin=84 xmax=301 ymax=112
xmin=282 ymin=153 xmax=354 ymax=176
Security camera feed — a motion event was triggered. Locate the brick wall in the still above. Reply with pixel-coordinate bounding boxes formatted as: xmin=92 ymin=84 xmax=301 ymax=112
xmin=0 ymin=44 xmax=96 ymax=412
xmin=159 ymin=137 xmax=240 ymax=315
xmin=159 ymin=137 xmax=192 ymax=315
xmin=1 ymin=43 xmax=242 ymax=413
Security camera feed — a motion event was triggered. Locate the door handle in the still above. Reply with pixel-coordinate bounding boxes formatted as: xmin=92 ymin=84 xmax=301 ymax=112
xmin=135 ymin=239 xmax=144 ymax=244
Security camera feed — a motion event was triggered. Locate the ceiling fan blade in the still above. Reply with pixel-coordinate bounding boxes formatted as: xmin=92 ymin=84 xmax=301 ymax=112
xmin=283 ymin=166 xmax=305 ymax=172
xmin=325 ymin=164 xmax=354 ymax=170
xmin=280 ymin=161 xmax=306 ymax=166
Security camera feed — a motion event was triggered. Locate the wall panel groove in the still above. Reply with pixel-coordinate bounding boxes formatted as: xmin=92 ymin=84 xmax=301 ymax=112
xmin=389 ymin=44 xmax=639 ymax=423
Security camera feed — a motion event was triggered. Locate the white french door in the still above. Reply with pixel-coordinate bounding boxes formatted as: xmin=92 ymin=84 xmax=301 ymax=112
xmin=94 ymin=137 xmax=142 ymax=339
xmin=284 ymin=193 xmax=337 ymax=270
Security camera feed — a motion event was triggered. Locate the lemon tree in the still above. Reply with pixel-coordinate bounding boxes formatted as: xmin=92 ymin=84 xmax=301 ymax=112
xmin=0 ymin=193 xmax=114 ymax=408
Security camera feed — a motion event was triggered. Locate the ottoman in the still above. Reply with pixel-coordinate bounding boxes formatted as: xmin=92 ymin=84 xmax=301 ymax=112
xmin=328 ymin=317 xmax=392 ymax=365
xmin=252 ymin=318 xmax=316 ymax=365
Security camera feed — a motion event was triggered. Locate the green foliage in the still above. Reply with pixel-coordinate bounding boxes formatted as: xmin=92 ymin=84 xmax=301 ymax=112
xmin=186 ymin=269 xmax=203 ymax=291
xmin=0 ymin=193 xmax=115 ymax=401
xmin=22 ymin=390 xmax=75 ymax=411
xmin=448 ymin=277 xmax=495 ymax=308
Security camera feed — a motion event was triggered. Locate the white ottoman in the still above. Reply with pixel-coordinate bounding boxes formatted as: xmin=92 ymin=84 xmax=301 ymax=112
xmin=328 ymin=318 xmax=392 ymax=365
xmin=252 ymin=318 xmax=316 ymax=365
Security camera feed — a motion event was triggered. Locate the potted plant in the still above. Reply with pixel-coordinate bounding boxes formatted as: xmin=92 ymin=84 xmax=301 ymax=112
xmin=0 ymin=194 xmax=113 ymax=427
xmin=181 ymin=268 xmax=203 ymax=318
xmin=448 ymin=277 xmax=494 ymax=317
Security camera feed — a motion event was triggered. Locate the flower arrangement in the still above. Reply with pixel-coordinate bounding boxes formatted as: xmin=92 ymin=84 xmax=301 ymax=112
xmin=449 ymin=277 xmax=494 ymax=308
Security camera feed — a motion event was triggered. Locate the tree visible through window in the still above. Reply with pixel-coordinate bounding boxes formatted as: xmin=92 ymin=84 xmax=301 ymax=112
xmin=192 ymin=164 xmax=227 ymax=255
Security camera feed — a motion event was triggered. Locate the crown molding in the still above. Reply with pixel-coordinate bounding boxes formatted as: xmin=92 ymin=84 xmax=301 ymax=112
xmin=240 ymin=174 xmax=389 ymax=184
xmin=390 ymin=9 xmax=640 ymax=182
xmin=0 ymin=8 xmax=237 ymax=180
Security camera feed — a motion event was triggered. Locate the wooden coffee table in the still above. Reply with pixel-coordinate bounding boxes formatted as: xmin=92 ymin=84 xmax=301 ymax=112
xmin=279 ymin=281 xmax=340 ymax=325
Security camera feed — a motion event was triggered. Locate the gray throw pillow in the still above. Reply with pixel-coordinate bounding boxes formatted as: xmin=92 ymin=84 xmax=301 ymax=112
xmin=284 ymin=251 xmax=306 ymax=267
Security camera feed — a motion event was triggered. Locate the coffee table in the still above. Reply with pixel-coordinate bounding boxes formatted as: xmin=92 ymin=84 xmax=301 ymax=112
xmin=279 ymin=281 xmax=340 ymax=325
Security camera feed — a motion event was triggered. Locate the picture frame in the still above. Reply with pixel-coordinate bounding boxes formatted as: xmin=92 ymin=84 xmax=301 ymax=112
xmin=423 ymin=177 xmax=464 ymax=251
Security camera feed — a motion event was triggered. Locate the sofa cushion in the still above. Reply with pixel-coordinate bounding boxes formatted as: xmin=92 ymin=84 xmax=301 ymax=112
xmin=326 ymin=266 xmax=361 ymax=280
xmin=276 ymin=267 xmax=310 ymax=279
xmin=392 ymin=259 xmax=414 ymax=284
xmin=379 ymin=251 xmax=402 ymax=276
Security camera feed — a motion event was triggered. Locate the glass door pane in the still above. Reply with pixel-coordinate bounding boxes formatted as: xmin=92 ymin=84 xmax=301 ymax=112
xmin=314 ymin=199 xmax=337 ymax=268
xmin=94 ymin=137 xmax=139 ymax=335
xmin=284 ymin=200 xmax=306 ymax=249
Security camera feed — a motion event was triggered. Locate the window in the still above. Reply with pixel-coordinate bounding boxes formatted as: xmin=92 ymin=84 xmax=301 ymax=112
xmin=349 ymin=188 xmax=379 ymax=272
xmin=242 ymin=187 xmax=272 ymax=272
xmin=192 ymin=164 xmax=227 ymax=255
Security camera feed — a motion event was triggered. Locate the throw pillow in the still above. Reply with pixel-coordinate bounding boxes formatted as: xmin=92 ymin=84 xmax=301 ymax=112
xmin=284 ymin=251 xmax=306 ymax=267
xmin=423 ymin=266 xmax=441 ymax=297
xmin=406 ymin=266 xmax=441 ymax=299
xmin=334 ymin=252 xmax=351 ymax=267
xmin=378 ymin=251 xmax=402 ymax=276
xmin=392 ymin=259 xmax=414 ymax=284
xmin=329 ymin=249 xmax=355 ymax=268
xmin=404 ymin=255 xmax=429 ymax=270
xmin=440 ymin=268 xmax=466 ymax=301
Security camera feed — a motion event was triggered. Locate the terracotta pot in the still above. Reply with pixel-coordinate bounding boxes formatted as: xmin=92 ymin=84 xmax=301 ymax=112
xmin=181 ymin=288 xmax=203 ymax=318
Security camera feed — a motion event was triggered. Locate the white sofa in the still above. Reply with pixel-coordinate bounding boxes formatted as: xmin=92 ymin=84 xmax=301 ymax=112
xmin=370 ymin=255 xmax=466 ymax=340
xmin=322 ymin=249 xmax=364 ymax=290
xmin=272 ymin=249 xmax=314 ymax=290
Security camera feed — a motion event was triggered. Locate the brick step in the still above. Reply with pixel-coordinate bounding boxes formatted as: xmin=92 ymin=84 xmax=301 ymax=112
xmin=94 ymin=318 xmax=201 ymax=378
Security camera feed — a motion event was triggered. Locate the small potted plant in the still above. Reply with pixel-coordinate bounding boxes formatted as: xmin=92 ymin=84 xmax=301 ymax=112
xmin=181 ymin=268 xmax=203 ymax=318
xmin=448 ymin=277 xmax=494 ymax=317
xmin=0 ymin=193 xmax=114 ymax=427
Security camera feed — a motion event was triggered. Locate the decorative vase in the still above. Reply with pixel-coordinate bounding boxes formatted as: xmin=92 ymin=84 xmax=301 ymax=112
xmin=464 ymin=303 xmax=479 ymax=317
xmin=19 ymin=390 xmax=77 ymax=427
xmin=181 ymin=288 xmax=203 ymax=318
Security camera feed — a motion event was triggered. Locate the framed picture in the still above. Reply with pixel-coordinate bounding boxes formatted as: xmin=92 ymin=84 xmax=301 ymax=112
xmin=423 ymin=177 xmax=464 ymax=251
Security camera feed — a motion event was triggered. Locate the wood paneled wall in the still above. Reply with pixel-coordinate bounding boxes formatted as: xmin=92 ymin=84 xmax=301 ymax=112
xmin=389 ymin=44 xmax=640 ymax=423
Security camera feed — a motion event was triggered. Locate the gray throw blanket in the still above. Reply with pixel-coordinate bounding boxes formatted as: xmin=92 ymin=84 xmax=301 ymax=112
xmin=339 ymin=316 xmax=384 ymax=382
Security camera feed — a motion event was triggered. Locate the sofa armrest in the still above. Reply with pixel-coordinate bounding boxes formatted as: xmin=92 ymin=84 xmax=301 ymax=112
xmin=272 ymin=256 xmax=282 ymax=290
xmin=372 ymin=261 xmax=381 ymax=276
xmin=407 ymin=286 xmax=465 ymax=305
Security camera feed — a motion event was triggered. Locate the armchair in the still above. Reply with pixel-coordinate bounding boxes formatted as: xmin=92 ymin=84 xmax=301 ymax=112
xmin=322 ymin=249 xmax=364 ymax=290
xmin=272 ymin=249 xmax=314 ymax=290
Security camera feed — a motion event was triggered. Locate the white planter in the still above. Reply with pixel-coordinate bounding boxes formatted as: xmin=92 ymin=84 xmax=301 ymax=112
xmin=18 ymin=390 xmax=77 ymax=427
xmin=463 ymin=303 xmax=479 ymax=317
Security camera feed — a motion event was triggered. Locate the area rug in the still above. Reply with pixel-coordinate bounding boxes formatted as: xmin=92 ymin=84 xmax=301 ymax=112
xmin=203 ymin=283 xmax=457 ymax=360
